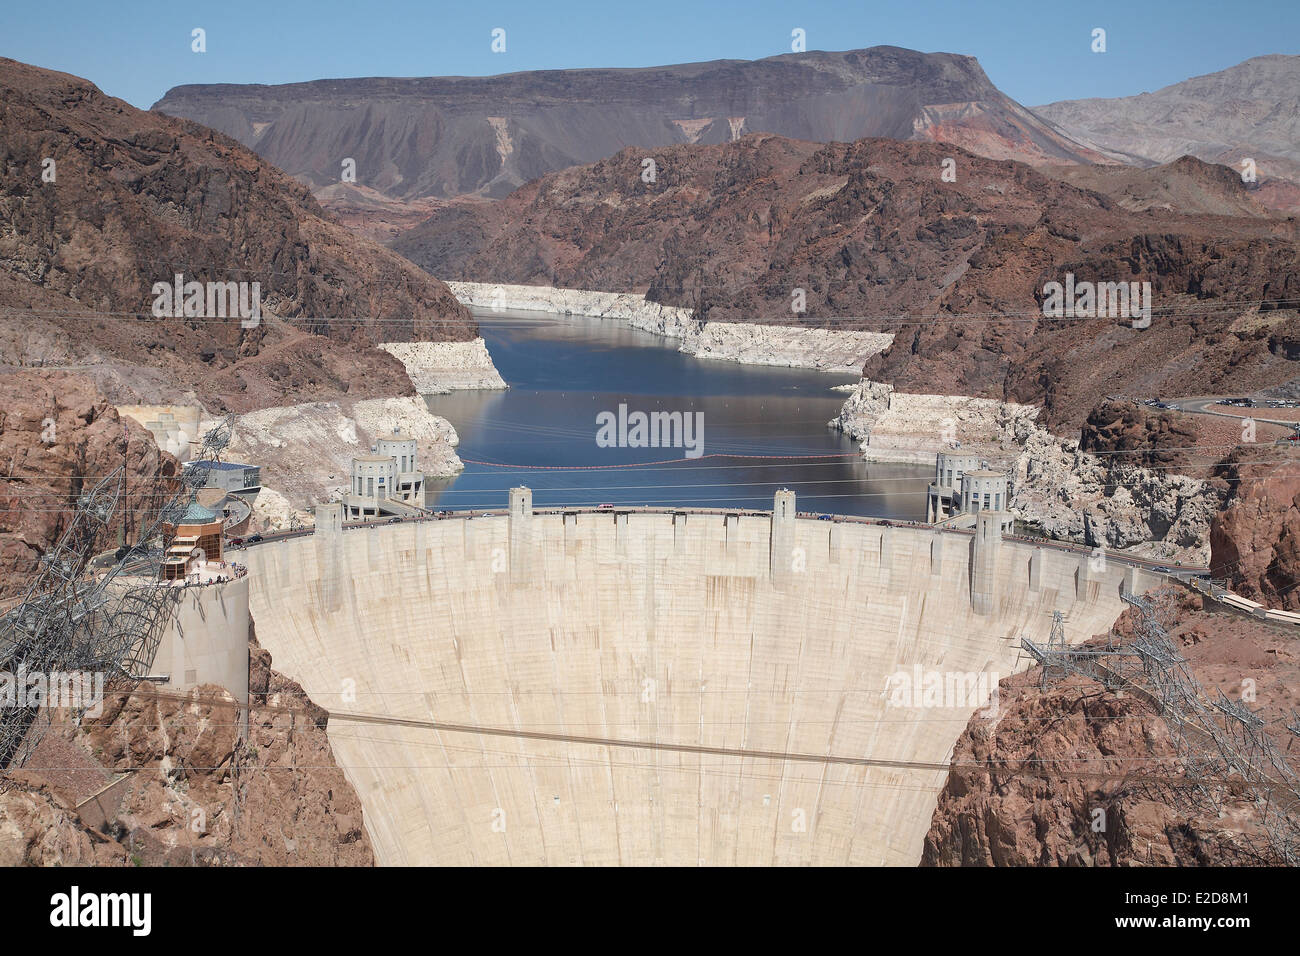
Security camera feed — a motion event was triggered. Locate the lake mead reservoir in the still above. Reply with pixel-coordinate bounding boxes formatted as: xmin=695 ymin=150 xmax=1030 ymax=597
xmin=423 ymin=310 xmax=930 ymax=517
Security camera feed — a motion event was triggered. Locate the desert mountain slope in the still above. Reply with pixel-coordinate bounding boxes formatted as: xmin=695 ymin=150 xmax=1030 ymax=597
xmin=1210 ymin=445 xmax=1300 ymax=611
xmin=1036 ymin=55 xmax=1300 ymax=166
xmin=0 ymin=57 xmax=474 ymax=412
xmin=1040 ymin=154 xmax=1277 ymax=217
xmin=152 ymin=46 xmax=1104 ymax=202
xmin=392 ymin=133 xmax=1300 ymax=430
xmin=0 ymin=370 xmax=177 ymax=601
xmin=1036 ymin=55 xmax=1300 ymax=213
xmin=923 ymin=588 xmax=1299 ymax=866
xmin=3 ymin=643 xmax=373 ymax=866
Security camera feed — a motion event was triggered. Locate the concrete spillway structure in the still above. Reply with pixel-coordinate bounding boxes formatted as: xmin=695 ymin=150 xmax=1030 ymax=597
xmin=243 ymin=494 xmax=1144 ymax=865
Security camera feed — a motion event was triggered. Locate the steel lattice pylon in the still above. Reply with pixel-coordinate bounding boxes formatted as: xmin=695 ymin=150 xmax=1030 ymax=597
xmin=0 ymin=415 xmax=236 ymax=771
xmin=1022 ymin=591 xmax=1300 ymax=864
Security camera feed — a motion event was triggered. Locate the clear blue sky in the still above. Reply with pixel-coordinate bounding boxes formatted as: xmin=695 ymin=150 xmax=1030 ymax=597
xmin=3 ymin=0 xmax=1297 ymax=109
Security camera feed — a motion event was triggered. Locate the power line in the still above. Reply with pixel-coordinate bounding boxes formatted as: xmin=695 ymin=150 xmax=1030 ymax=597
xmin=7 ymin=442 xmax=1300 ymax=483
xmin=30 ymin=684 xmax=1282 ymax=791
xmin=6 ymin=296 xmax=1300 ymax=328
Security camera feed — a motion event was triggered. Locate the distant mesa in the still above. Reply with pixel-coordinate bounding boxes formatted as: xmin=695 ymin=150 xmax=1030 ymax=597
xmin=151 ymin=46 xmax=1106 ymax=203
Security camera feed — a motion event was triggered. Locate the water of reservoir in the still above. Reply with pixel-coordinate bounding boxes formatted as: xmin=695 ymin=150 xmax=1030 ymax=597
xmin=422 ymin=310 xmax=931 ymax=518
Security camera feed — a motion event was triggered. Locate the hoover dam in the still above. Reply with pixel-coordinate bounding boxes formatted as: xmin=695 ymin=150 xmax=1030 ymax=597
xmin=242 ymin=493 xmax=1149 ymax=866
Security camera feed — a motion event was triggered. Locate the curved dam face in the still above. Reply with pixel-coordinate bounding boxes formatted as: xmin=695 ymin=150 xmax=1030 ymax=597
xmin=243 ymin=506 xmax=1140 ymax=865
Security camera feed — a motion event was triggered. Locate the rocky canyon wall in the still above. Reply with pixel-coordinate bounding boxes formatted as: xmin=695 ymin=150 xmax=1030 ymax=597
xmin=831 ymin=380 xmax=1220 ymax=564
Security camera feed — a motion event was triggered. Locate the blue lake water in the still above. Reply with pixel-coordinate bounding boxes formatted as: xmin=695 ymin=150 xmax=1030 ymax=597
xmin=422 ymin=310 xmax=931 ymax=517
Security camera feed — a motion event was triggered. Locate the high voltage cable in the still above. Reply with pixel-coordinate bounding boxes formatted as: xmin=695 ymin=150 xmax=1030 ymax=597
xmin=8 ymin=451 xmax=1294 ymax=482
xmin=16 ymin=243 xmax=1300 ymax=297
xmin=5 ymin=297 xmax=1300 ymax=328
xmin=456 ymin=451 xmax=1299 ymax=470
xmin=22 ymin=686 xmax=1289 ymax=791
xmin=23 ymin=713 xmax=1229 ymax=726
xmin=0 ymin=485 xmax=1268 ymax=512
xmin=8 ymin=464 xmax=1299 ymax=503
xmin=10 ymin=446 xmax=1300 ymax=481
xmin=8 ymin=241 xmax=1299 ymax=316
xmin=8 ymin=440 xmax=1300 ymax=481
xmin=5 ymin=267 xmax=1297 ymax=319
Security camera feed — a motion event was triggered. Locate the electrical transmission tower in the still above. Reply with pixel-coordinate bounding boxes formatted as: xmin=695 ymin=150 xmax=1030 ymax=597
xmin=0 ymin=415 xmax=235 ymax=771
xmin=1022 ymin=591 xmax=1300 ymax=864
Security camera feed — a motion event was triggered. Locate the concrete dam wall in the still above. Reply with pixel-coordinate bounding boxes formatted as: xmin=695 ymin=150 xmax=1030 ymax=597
xmin=242 ymin=502 xmax=1144 ymax=865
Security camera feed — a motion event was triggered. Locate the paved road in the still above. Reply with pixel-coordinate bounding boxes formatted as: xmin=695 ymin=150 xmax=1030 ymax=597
xmin=1170 ymin=395 xmax=1300 ymax=430
xmin=230 ymin=506 xmax=1210 ymax=576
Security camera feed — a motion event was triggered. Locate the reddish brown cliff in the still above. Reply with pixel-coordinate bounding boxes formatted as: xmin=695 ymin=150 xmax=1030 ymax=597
xmin=1211 ymin=451 xmax=1300 ymax=609
xmin=0 ymin=370 xmax=177 ymax=600
xmin=395 ymin=136 xmax=1300 ymax=431
xmin=923 ymin=589 xmax=1298 ymax=866
xmin=0 ymin=57 xmax=474 ymax=413
xmin=1 ymin=633 xmax=372 ymax=867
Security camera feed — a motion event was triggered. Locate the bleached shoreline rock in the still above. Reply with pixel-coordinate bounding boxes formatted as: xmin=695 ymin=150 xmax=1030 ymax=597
xmin=829 ymin=380 xmax=1035 ymax=463
xmin=249 ymin=486 xmax=313 ymax=534
xmin=446 ymin=281 xmax=893 ymax=374
xmin=830 ymin=380 xmax=1220 ymax=564
xmin=1009 ymin=420 xmax=1220 ymax=564
xmin=686 ymin=323 xmax=894 ymax=373
xmin=446 ymin=281 xmax=699 ymax=336
xmin=377 ymin=338 xmax=507 ymax=394
xmin=206 ymin=396 xmax=463 ymax=511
